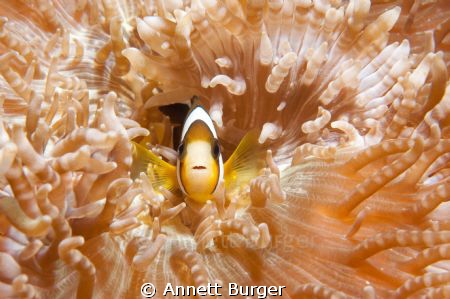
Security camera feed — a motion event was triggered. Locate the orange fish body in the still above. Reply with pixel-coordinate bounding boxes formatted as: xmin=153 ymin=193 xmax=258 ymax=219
xmin=131 ymin=102 xmax=264 ymax=203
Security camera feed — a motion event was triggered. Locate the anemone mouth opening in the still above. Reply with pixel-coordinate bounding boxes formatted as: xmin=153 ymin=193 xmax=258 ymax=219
xmin=193 ymin=166 xmax=206 ymax=170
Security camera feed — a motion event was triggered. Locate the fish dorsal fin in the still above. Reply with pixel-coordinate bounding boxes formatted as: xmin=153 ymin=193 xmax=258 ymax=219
xmin=223 ymin=130 xmax=266 ymax=194
xmin=131 ymin=141 xmax=179 ymax=193
xmin=191 ymin=95 xmax=201 ymax=107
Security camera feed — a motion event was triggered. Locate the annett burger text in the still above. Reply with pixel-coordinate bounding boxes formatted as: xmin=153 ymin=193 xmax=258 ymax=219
xmin=162 ymin=282 xmax=286 ymax=298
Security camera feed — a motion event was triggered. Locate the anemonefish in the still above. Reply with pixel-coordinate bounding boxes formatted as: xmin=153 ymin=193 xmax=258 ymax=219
xmin=131 ymin=100 xmax=265 ymax=203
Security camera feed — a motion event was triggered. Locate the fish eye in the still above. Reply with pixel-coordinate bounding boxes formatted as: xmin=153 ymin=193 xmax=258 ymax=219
xmin=177 ymin=143 xmax=184 ymax=156
xmin=212 ymin=139 xmax=220 ymax=158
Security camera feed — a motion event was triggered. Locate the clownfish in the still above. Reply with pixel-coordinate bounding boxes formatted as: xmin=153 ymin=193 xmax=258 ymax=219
xmin=131 ymin=101 xmax=265 ymax=203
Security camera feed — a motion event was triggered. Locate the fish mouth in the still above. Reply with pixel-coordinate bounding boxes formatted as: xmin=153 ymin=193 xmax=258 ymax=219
xmin=193 ymin=165 xmax=206 ymax=170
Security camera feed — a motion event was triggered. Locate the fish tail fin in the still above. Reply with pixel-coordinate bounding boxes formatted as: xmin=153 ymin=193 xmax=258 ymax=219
xmin=223 ymin=130 xmax=266 ymax=194
xmin=131 ymin=141 xmax=179 ymax=193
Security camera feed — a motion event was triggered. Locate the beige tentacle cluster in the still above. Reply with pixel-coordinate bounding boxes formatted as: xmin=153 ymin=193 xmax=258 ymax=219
xmin=0 ymin=0 xmax=450 ymax=298
xmin=0 ymin=66 xmax=147 ymax=297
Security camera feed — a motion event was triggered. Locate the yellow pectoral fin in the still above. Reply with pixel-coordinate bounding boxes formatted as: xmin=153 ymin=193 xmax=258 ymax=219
xmin=131 ymin=141 xmax=179 ymax=193
xmin=224 ymin=130 xmax=266 ymax=194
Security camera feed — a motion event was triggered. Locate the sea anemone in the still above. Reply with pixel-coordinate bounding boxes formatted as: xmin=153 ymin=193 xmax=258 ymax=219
xmin=0 ymin=0 xmax=449 ymax=298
